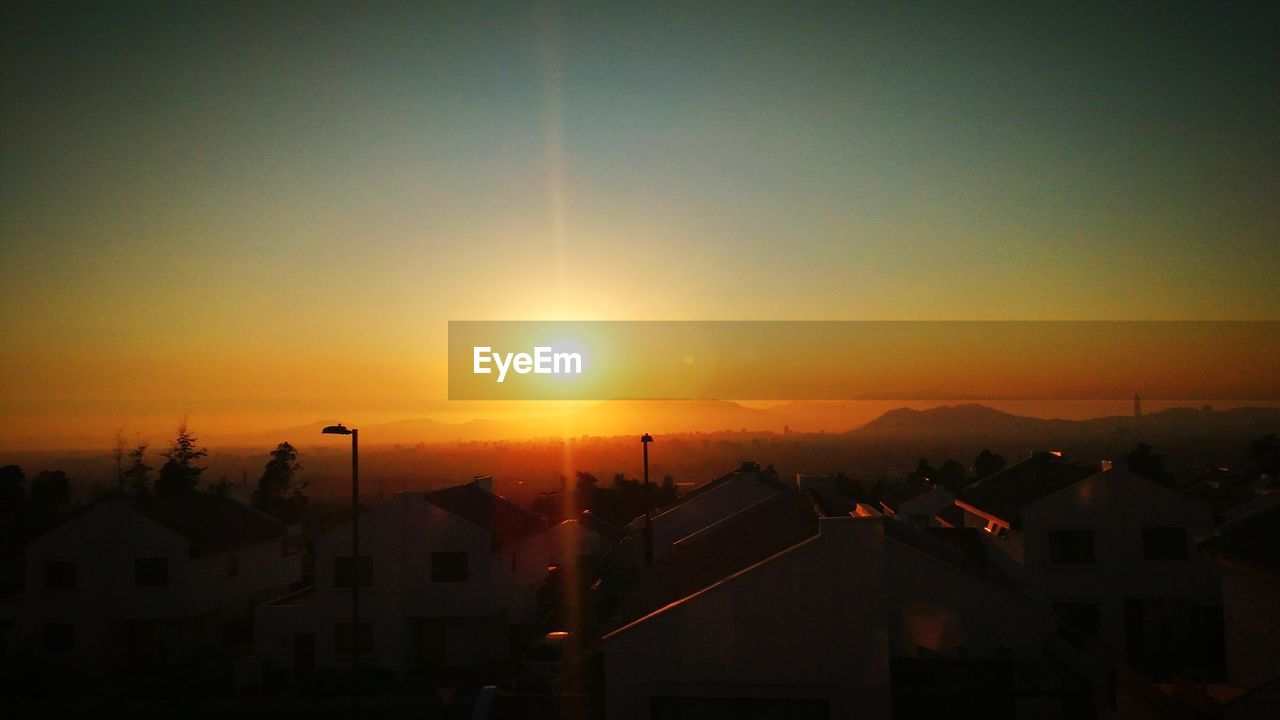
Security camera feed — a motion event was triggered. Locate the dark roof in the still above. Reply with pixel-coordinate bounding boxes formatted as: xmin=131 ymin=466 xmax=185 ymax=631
xmin=1201 ymin=502 xmax=1280 ymax=575
xmin=607 ymin=490 xmax=823 ymax=631
xmin=635 ymin=461 xmax=789 ymax=527
xmin=1182 ymin=482 xmax=1264 ymax=521
xmin=606 ymin=494 xmax=1024 ymax=635
xmin=880 ymin=479 xmax=934 ymax=513
xmin=575 ymin=510 xmax=627 ymax=542
xmin=934 ymin=504 xmax=965 ymax=528
xmin=133 ymin=494 xmax=285 ymax=556
xmin=955 ymin=453 xmax=1100 ymax=529
xmin=425 ymin=481 xmax=547 ymax=549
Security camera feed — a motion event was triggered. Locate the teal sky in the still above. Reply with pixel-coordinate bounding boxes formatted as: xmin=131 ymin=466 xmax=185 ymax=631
xmin=1 ymin=1 xmax=1277 ymax=438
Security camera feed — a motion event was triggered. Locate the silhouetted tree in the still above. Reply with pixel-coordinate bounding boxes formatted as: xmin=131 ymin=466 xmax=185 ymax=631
xmin=974 ymin=449 xmax=1006 ymax=480
xmin=1127 ymin=442 xmax=1168 ymax=484
xmin=0 ymin=465 xmax=25 ymax=509
xmin=29 ymin=470 xmax=72 ymax=528
xmin=1250 ymin=434 xmax=1279 ymax=475
xmin=0 ymin=465 xmax=26 ymax=541
xmin=253 ymin=442 xmax=307 ymax=520
xmin=155 ymin=422 xmax=207 ymax=497
xmin=936 ymin=459 xmax=967 ymax=491
xmin=907 ymin=457 xmax=936 ymax=484
xmin=123 ymin=442 xmax=152 ymax=497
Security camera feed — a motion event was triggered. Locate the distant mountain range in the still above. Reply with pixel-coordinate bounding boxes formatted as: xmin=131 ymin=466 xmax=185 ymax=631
xmin=197 ymin=401 xmax=1279 ymax=451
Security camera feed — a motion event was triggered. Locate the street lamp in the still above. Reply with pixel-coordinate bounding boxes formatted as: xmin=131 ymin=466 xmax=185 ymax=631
xmin=641 ymin=433 xmax=653 ymax=567
xmin=322 ymin=423 xmax=359 ymax=714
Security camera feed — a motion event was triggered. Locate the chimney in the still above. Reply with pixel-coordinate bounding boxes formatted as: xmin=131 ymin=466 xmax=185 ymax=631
xmin=473 ymin=475 xmax=494 ymax=493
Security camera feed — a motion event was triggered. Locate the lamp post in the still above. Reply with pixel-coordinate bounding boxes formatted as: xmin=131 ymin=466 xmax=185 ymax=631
xmin=641 ymin=433 xmax=653 ymax=567
xmin=322 ymin=423 xmax=359 ymax=715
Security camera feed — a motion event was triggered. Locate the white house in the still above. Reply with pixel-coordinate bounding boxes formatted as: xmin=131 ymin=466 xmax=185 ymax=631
xmin=4 ymin=494 xmax=299 ymax=677
xmin=956 ymin=455 xmax=1223 ymax=680
xmin=254 ymin=476 xmax=550 ymax=679
xmin=603 ymin=487 xmax=1067 ymax=719
xmin=1200 ymin=499 xmax=1280 ymax=691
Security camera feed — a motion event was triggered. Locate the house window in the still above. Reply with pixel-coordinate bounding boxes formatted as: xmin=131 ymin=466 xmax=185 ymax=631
xmin=334 ymin=556 xmax=372 ymax=588
xmin=226 ymin=554 xmax=240 ymax=578
xmin=431 ymin=551 xmax=468 ymax=582
xmin=134 ymin=557 xmax=169 ymax=586
xmin=43 ymin=622 xmax=76 ymax=652
xmin=1142 ymin=527 xmax=1188 ymax=561
xmin=1048 ymin=530 xmax=1096 ymax=565
xmin=334 ymin=623 xmax=372 ymax=655
xmin=42 ymin=561 xmax=76 ymax=591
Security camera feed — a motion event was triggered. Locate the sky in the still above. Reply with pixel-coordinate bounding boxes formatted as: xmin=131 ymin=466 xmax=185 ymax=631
xmin=2 ymin=1 xmax=1277 ymax=445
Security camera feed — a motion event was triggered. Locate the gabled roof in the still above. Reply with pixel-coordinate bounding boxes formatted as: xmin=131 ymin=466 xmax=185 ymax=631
xmin=1201 ymin=502 xmax=1280 ymax=575
xmin=425 ymin=481 xmax=547 ymax=549
xmin=574 ymin=509 xmax=627 ymax=542
xmin=606 ymin=491 xmax=1025 ymax=636
xmin=934 ymin=504 xmax=965 ymax=528
xmin=629 ymin=461 xmax=789 ymax=529
xmin=607 ymin=490 xmax=823 ymax=631
xmin=132 ymin=493 xmax=285 ymax=556
xmin=955 ymin=453 xmax=1100 ymax=529
xmin=880 ymin=479 xmax=935 ymax=513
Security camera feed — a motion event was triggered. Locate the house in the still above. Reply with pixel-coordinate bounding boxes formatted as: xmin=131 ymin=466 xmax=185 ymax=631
xmin=547 ymin=510 xmax=626 ymax=569
xmin=602 ymin=485 xmax=1074 ymax=719
xmin=624 ymin=461 xmax=789 ymax=561
xmin=956 ymin=454 xmax=1223 ymax=680
xmin=879 ymin=478 xmax=956 ymax=527
xmin=4 ymin=494 xmax=299 ymax=677
xmin=1200 ymin=499 xmax=1280 ymax=690
xmin=1180 ymin=467 xmax=1277 ymax=527
xmin=254 ymin=476 xmax=550 ymax=679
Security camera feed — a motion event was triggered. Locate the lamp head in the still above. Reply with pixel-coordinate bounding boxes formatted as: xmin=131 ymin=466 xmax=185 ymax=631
xmin=322 ymin=424 xmax=352 ymax=435
xmin=641 ymin=433 xmax=653 ymax=443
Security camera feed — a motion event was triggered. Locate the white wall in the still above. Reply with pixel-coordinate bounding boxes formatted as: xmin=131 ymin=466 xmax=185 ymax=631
xmin=1019 ymin=468 xmax=1220 ymax=661
xmin=16 ymin=501 xmax=296 ymax=676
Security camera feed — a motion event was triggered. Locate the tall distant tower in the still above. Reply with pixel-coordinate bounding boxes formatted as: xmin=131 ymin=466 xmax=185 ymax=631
xmin=1134 ymin=393 xmax=1142 ymax=418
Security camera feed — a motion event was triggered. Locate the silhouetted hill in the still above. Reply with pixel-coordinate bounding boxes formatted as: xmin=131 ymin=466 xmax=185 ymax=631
xmin=853 ymin=404 xmax=1075 ymax=438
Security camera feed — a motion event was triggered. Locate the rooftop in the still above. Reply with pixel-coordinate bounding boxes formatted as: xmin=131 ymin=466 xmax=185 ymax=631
xmin=628 ymin=461 xmax=790 ymax=529
xmin=879 ymin=479 xmax=936 ymax=513
xmin=955 ymin=452 xmax=1100 ymax=529
xmin=1201 ymin=501 xmax=1280 ymax=575
xmin=425 ymin=480 xmax=547 ymax=549
xmin=132 ymin=493 xmax=286 ymax=556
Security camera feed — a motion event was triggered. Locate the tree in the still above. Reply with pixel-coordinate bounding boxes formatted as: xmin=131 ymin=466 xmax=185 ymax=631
xmin=907 ymin=457 xmax=936 ymax=484
xmin=0 ymin=464 xmax=25 ymax=509
xmin=0 ymin=465 xmax=26 ymax=541
xmin=1127 ymin=442 xmax=1168 ymax=484
xmin=1249 ymin=434 xmax=1279 ymax=475
xmin=123 ymin=442 xmax=152 ymax=497
xmin=29 ymin=470 xmax=72 ymax=529
xmin=155 ymin=422 xmax=207 ymax=497
xmin=253 ymin=442 xmax=307 ymax=520
xmin=935 ymin=459 xmax=967 ymax=491
xmin=974 ymin=449 xmax=1006 ymax=480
